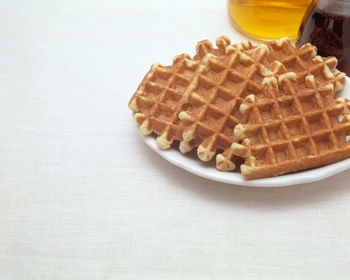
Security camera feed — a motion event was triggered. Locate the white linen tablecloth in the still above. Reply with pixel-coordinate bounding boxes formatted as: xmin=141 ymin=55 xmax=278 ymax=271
xmin=1 ymin=0 xmax=349 ymax=279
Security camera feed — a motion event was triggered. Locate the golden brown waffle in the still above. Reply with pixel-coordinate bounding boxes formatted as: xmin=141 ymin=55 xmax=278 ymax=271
xmin=265 ymin=39 xmax=346 ymax=93
xmin=179 ymin=43 xmax=271 ymax=171
xmin=128 ymin=36 xmax=232 ymax=150
xmin=179 ymin=38 xmax=346 ymax=172
xmin=231 ymin=74 xmax=350 ymax=179
xmin=128 ymin=37 xmax=347 ymax=177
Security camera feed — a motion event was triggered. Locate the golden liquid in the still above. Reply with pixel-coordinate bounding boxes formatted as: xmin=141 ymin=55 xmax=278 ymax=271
xmin=228 ymin=0 xmax=312 ymax=41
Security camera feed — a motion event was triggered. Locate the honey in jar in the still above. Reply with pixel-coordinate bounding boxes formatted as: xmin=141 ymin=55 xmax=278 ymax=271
xmin=297 ymin=0 xmax=350 ymax=76
xmin=227 ymin=0 xmax=313 ymax=41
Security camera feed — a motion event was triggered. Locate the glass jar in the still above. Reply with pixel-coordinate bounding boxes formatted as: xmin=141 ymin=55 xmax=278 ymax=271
xmin=297 ymin=0 xmax=350 ymax=75
xmin=227 ymin=0 xmax=312 ymax=41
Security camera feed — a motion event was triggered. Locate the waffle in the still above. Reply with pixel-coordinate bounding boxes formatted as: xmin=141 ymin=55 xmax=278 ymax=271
xmin=128 ymin=36 xmax=232 ymax=150
xmin=265 ymin=39 xmax=346 ymax=93
xmin=179 ymin=38 xmax=346 ymax=172
xmin=231 ymin=74 xmax=350 ymax=179
xmin=179 ymin=43 xmax=271 ymax=171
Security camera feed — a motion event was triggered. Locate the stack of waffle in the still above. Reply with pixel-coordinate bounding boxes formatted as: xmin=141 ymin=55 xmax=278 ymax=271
xmin=128 ymin=37 xmax=349 ymax=179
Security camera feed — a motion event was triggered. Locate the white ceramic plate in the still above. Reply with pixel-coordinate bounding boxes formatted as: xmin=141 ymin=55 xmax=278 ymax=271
xmin=138 ymin=76 xmax=350 ymax=187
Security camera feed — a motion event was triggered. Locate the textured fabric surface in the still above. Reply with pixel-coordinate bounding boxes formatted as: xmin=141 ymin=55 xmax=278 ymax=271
xmin=1 ymin=0 xmax=350 ymax=279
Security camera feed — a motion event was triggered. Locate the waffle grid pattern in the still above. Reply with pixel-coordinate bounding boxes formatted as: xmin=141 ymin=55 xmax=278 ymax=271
xmin=128 ymin=37 xmax=232 ymax=150
xmin=266 ymin=39 xmax=345 ymax=93
xmin=128 ymin=37 xmax=348 ymax=178
xmin=179 ymin=39 xmax=346 ymax=172
xmin=179 ymin=43 xmax=268 ymax=170
xmin=232 ymin=75 xmax=350 ymax=179
xmin=129 ymin=55 xmax=201 ymax=149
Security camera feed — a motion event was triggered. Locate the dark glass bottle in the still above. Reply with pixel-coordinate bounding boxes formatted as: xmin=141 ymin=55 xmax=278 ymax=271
xmin=297 ymin=0 xmax=350 ymax=75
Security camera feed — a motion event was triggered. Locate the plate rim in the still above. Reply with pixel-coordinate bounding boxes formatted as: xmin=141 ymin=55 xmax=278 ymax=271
xmin=140 ymin=131 xmax=350 ymax=187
